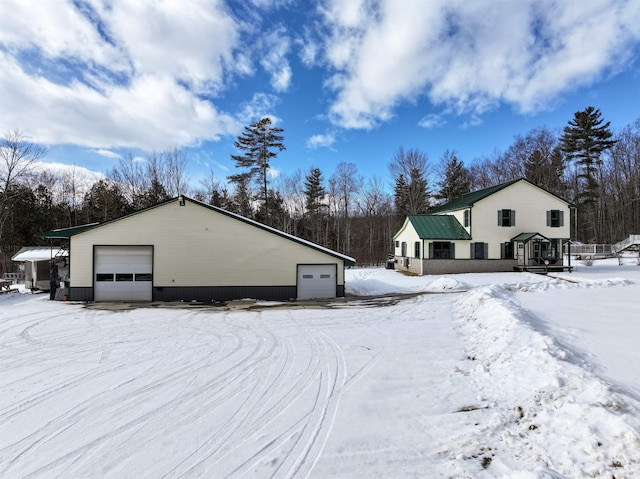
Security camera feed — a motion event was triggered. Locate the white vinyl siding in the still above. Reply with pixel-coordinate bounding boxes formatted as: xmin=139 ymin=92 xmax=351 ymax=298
xmin=444 ymin=181 xmax=571 ymax=259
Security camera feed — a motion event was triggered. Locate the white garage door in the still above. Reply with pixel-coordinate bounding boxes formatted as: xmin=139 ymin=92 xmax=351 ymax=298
xmin=297 ymin=264 xmax=337 ymax=299
xmin=94 ymin=246 xmax=153 ymax=301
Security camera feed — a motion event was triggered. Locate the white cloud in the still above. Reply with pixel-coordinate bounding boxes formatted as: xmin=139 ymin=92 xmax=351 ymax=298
xmin=417 ymin=113 xmax=446 ymax=130
xmin=0 ymin=0 xmax=244 ymax=150
xmin=260 ymin=25 xmax=292 ymax=92
xmin=306 ymin=132 xmax=336 ymax=149
xmin=317 ymin=0 xmax=640 ymax=129
xmin=268 ymin=167 xmax=280 ymax=179
xmin=236 ymin=93 xmax=281 ymax=125
xmin=0 ymin=51 xmax=241 ymax=149
xmin=94 ymin=149 xmax=121 ymax=159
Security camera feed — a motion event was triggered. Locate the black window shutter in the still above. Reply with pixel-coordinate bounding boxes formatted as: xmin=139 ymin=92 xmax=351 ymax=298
xmin=450 ymin=243 xmax=455 ymax=259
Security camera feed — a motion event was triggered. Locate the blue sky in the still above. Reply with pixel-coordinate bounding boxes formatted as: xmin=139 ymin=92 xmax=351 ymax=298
xmin=1 ymin=0 xmax=639 ymax=192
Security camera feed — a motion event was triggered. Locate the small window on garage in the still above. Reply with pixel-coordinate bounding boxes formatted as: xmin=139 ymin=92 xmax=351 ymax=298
xmin=96 ymin=273 xmax=114 ymax=282
xmin=303 ymin=274 xmax=313 ymax=279
xmin=320 ymin=274 xmax=331 ymax=279
xmin=116 ymin=273 xmax=134 ymax=282
xmin=135 ymin=273 xmax=153 ymax=281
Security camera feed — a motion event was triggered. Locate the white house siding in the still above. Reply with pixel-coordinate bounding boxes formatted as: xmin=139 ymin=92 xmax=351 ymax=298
xmin=393 ymin=221 xmax=423 ymax=274
xmin=438 ymin=182 xmax=571 ymax=259
xmin=69 ymin=201 xmax=345 ymax=299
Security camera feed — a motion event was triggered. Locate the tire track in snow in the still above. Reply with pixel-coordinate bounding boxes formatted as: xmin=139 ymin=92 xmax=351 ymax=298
xmin=1 ymin=310 xmax=261 ymax=477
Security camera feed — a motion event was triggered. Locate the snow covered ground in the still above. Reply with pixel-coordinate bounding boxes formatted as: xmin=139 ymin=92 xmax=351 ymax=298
xmin=1 ymin=256 xmax=639 ymax=478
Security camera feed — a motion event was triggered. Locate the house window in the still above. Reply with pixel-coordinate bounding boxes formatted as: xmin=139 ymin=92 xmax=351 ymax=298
xmin=547 ymin=210 xmax=564 ymax=227
xmin=401 ymin=242 xmax=407 ymax=257
xmin=464 ymin=209 xmax=470 ymax=227
xmin=414 ymin=241 xmax=421 ymax=259
xmin=395 ymin=240 xmax=400 ymax=248
xmin=472 ymin=242 xmax=488 ymax=259
xmin=502 ymin=242 xmax=514 ymax=259
xmin=498 ymin=209 xmax=515 ymax=227
xmin=431 ymin=242 xmax=454 ymax=259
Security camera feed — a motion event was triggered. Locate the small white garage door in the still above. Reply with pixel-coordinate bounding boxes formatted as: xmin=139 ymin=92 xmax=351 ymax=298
xmin=297 ymin=264 xmax=337 ymax=299
xmin=94 ymin=246 xmax=153 ymax=301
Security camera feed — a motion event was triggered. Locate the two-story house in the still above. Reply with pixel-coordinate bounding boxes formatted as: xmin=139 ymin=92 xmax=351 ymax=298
xmin=393 ymin=178 xmax=574 ymax=275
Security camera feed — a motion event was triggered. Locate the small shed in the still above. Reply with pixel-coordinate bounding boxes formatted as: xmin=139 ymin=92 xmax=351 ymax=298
xmin=11 ymin=247 xmax=68 ymax=291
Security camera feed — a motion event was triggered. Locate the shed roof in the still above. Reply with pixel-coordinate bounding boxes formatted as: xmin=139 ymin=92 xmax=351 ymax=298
xmin=11 ymin=247 xmax=68 ymax=262
xmin=406 ymin=215 xmax=471 ymax=240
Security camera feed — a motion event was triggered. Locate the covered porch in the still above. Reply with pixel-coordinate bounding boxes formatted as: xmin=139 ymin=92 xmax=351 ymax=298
xmin=511 ymin=232 xmax=572 ymax=274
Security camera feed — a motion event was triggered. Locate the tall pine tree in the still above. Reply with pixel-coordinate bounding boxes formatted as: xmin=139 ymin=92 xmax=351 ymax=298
xmin=303 ymin=167 xmax=327 ymax=244
xmin=229 ymin=117 xmax=285 ymax=224
xmin=560 ymin=106 xmax=616 ymax=241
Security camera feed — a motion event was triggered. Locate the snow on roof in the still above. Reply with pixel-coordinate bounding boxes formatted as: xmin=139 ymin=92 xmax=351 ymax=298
xmin=11 ymin=247 xmax=68 ymax=262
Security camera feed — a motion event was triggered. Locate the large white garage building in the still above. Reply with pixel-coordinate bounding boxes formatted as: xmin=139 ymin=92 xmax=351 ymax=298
xmin=40 ymin=197 xmax=355 ymax=302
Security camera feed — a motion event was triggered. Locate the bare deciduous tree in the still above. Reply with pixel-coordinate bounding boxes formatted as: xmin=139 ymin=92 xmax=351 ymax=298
xmin=1 ymin=130 xmax=47 ymax=271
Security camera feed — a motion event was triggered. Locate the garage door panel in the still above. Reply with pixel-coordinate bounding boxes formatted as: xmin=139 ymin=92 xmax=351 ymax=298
xmin=297 ymin=264 xmax=336 ymax=299
xmin=94 ymin=246 xmax=152 ymax=301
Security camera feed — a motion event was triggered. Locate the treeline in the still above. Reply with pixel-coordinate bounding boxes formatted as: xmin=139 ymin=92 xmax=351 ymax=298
xmin=1 ymin=109 xmax=639 ymax=275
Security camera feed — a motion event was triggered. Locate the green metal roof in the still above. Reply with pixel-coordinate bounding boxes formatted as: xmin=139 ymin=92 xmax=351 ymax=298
xmin=37 ymin=223 xmax=100 ymax=239
xmin=511 ymin=232 xmax=550 ymax=243
xmin=430 ymin=178 xmax=574 ymax=214
xmin=406 ymin=215 xmax=471 ymax=240
xmin=430 ymin=179 xmax=521 ymax=214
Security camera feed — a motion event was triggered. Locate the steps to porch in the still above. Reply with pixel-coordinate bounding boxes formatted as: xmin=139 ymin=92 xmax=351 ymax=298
xmin=612 ymin=235 xmax=640 ymax=254
xmin=513 ymin=265 xmax=573 ymax=274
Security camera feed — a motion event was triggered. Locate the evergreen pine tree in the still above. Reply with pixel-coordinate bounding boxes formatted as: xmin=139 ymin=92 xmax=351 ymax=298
xmin=228 ymin=117 xmax=285 ymax=224
xmin=560 ymin=106 xmax=616 ymax=241
xmin=436 ymin=152 xmax=470 ymax=202
xmin=303 ymin=167 xmax=327 ymax=244
xmin=561 ymin=107 xmax=616 ymax=205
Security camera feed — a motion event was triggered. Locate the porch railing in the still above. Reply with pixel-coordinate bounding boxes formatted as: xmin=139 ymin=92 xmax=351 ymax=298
xmin=563 ymin=243 xmax=613 ymax=257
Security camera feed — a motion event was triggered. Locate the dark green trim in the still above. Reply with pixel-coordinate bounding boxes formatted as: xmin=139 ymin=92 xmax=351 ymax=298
xmin=511 ymin=232 xmax=550 ymax=243
xmin=430 ymin=178 xmax=573 ymax=214
xmin=37 ymin=223 xmax=100 ymax=239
